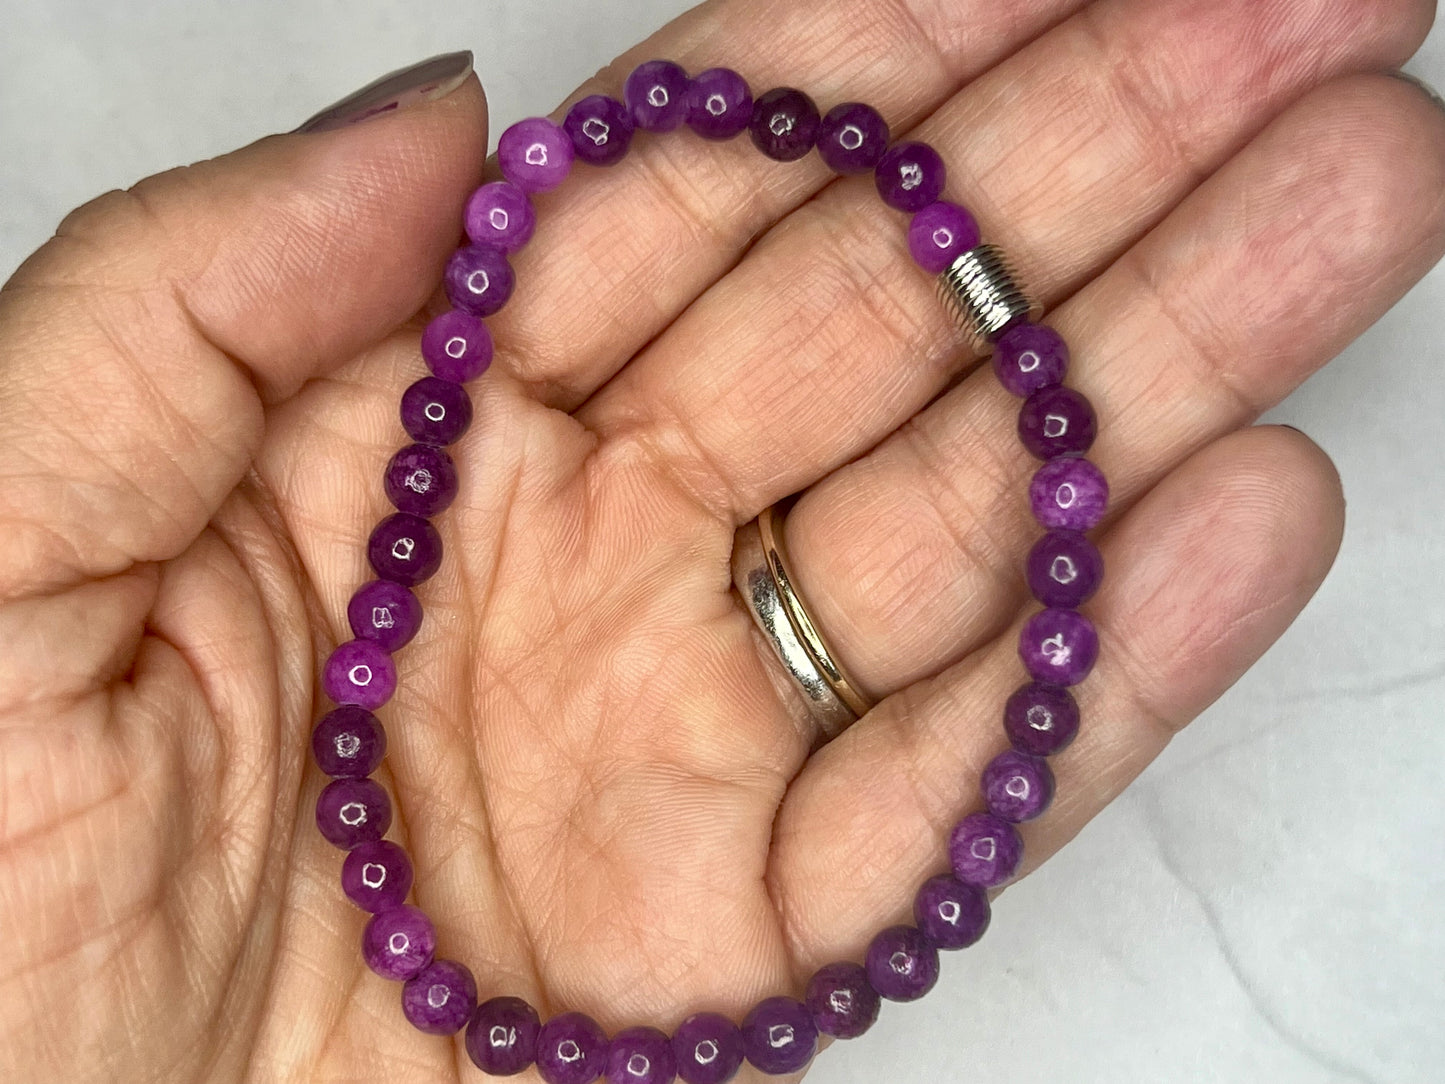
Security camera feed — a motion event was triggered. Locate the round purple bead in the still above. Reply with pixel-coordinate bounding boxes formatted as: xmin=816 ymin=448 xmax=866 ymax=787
xmin=913 ymin=873 xmax=991 ymax=950
xmin=315 ymin=776 xmax=391 ymax=850
xmin=740 ymin=997 xmax=816 ymax=1075
xmin=384 ymin=443 xmax=458 ymax=519
xmin=1026 ymin=529 xmax=1104 ymax=609
xmin=816 ymin=101 xmax=889 ymax=173
xmin=311 ymin=704 xmax=386 ymax=778
xmin=672 ymin=1012 xmax=744 ymax=1084
xmin=982 ymin=750 xmax=1056 ymax=823
xmin=1019 ymin=385 xmax=1097 ymax=460
xmin=948 ymin=812 xmax=1024 ymax=888
xmin=625 ymin=60 xmax=691 ymax=132
xmin=361 ymin=904 xmax=435 ymax=982
xmin=1019 ymin=606 xmax=1100 ymax=686
xmin=565 ymin=94 xmax=635 ymax=166
xmin=444 ymin=242 xmax=515 ymax=318
xmin=804 ymin=961 xmax=879 ymax=1040
xmin=401 ymin=376 xmax=473 ymax=447
xmin=865 ymin=925 xmax=939 ymax=1002
xmin=341 ymin=838 xmax=414 ymax=913
xmin=993 ymin=322 xmax=1069 ymax=397
xmin=606 ymin=1026 xmax=676 ymax=1084
xmin=1029 ymin=456 xmax=1109 ymax=531
xmin=1004 ymin=681 xmax=1081 ymax=757
xmin=748 ymin=87 xmax=820 ymax=162
xmin=498 ymin=117 xmax=574 ymax=193
xmin=536 ymin=1012 xmax=608 ymax=1084
xmin=464 ymin=181 xmax=536 ymax=254
xmin=874 ymin=141 xmax=946 ymax=212
xmin=322 ymin=637 xmax=396 ymax=710
xmin=685 ymin=67 xmax=752 ymax=140
xmin=907 ymin=199 xmax=981 ymax=274
xmin=468 ymin=996 xmax=542 ymax=1076
xmin=347 ymin=578 xmax=423 ymax=653
xmin=402 ymin=957 xmax=477 ymax=1035
xmin=420 ymin=309 xmax=492 ymax=383
xmin=367 ymin=512 xmax=443 ymax=588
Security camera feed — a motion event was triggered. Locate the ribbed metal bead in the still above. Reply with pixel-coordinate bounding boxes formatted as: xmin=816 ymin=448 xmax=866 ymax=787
xmin=937 ymin=244 xmax=1040 ymax=353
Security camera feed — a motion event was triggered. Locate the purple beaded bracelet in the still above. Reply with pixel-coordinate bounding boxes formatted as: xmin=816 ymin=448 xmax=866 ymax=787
xmin=312 ymin=57 xmax=1106 ymax=1082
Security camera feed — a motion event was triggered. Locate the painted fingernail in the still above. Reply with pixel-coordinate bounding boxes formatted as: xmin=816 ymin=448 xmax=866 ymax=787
xmin=1387 ymin=70 xmax=1445 ymax=115
xmin=295 ymin=50 xmax=474 ymax=134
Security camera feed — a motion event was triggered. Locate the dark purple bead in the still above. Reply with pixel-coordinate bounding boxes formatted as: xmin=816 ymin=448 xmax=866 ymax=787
xmin=444 ymin=243 xmax=515 ymax=318
xmin=498 ymin=117 xmax=574 ymax=192
xmin=315 ymin=777 xmax=391 ymax=850
xmin=748 ymin=87 xmax=820 ymax=162
xmin=362 ymin=904 xmax=435 ymax=981
xmin=468 ymin=996 xmax=542 ymax=1076
xmin=565 ymin=94 xmax=635 ymax=166
xmin=536 ymin=1012 xmax=608 ymax=1084
xmin=367 ymin=512 xmax=443 ymax=588
xmin=874 ymin=141 xmax=946 ymax=212
xmin=624 ymin=60 xmax=691 ymax=132
xmin=401 ymin=376 xmax=473 ymax=446
xmin=672 ymin=1012 xmax=744 ymax=1084
xmin=384 ymin=443 xmax=458 ymax=518
xmin=341 ymin=839 xmax=413 ymax=913
xmin=913 ymin=873 xmax=991 ymax=950
xmin=347 ymin=578 xmax=423 ymax=653
xmin=311 ymin=704 xmax=386 ymax=778
xmin=982 ymin=750 xmax=1055 ymax=823
xmin=606 ymin=1026 xmax=676 ymax=1084
xmin=949 ymin=812 xmax=1024 ymax=888
xmin=740 ymin=997 xmax=816 ymax=1075
xmin=804 ymin=961 xmax=879 ymax=1040
xmin=908 ymin=199 xmax=981 ymax=274
xmin=1019 ymin=385 xmax=1097 ymax=460
xmin=1029 ymin=456 xmax=1109 ymax=531
xmin=993 ymin=322 xmax=1069 ymax=397
xmin=1003 ymin=681 xmax=1081 ymax=757
xmin=816 ymin=101 xmax=889 ymax=173
xmin=685 ymin=67 xmax=752 ymax=140
xmin=322 ymin=638 xmax=396 ymax=710
xmin=464 ymin=180 xmax=536 ymax=254
xmin=865 ymin=925 xmax=939 ymax=1002
xmin=421 ymin=309 xmax=492 ymax=383
xmin=1019 ymin=606 xmax=1100 ymax=686
xmin=1026 ymin=530 xmax=1104 ymax=609
xmin=402 ymin=957 xmax=477 ymax=1035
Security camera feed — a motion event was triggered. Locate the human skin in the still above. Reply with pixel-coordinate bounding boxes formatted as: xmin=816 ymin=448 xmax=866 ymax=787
xmin=0 ymin=0 xmax=1441 ymax=1081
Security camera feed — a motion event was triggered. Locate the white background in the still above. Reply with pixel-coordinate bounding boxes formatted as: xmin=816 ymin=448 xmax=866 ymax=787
xmin=2 ymin=3 xmax=1442 ymax=1082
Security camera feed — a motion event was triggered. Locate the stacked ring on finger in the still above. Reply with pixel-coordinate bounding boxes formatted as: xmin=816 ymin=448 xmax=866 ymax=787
xmin=309 ymin=56 xmax=1110 ymax=1083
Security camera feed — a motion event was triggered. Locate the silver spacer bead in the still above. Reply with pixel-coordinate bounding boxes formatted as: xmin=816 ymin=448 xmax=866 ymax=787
xmin=936 ymin=244 xmax=1041 ymax=353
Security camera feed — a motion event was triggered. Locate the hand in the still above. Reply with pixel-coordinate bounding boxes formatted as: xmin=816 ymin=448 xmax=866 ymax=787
xmin=2 ymin=1 xmax=1441 ymax=1080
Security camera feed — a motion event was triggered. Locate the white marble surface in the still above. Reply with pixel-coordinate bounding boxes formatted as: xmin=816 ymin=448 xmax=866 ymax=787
xmin=2 ymin=2 xmax=1441 ymax=1081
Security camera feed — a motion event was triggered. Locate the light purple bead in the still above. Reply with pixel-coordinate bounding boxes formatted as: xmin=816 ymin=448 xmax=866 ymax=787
xmin=498 ymin=117 xmax=574 ymax=192
xmin=672 ymin=1012 xmax=744 ymax=1084
xmin=949 ymin=812 xmax=1024 ymax=888
xmin=804 ymin=961 xmax=879 ymax=1040
xmin=740 ymin=997 xmax=816 ymax=1075
xmin=384 ymin=443 xmax=458 ymax=518
xmin=421 ymin=310 xmax=492 ymax=383
xmin=468 ymin=996 xmax=542 ymax=1076
xmin=816 ymin=101 xmax=889 ymax=174
xmin=625 ymin=60 xmax=691 ymax=132
xmin=311 ymin=704 xmax=386 ymax=778
xmin=402 ymin=958 xmax=477 ymax=1035
xmin=322 ymin=638 xmax=396 ymax=710
xmin=1029 ymin=456 xmax=1109 ymax=531
xmin=993 ymin=321 xmax=1069 ymax=396
xmin=315 ymin=777 xmax=391 ymax=850
xmin=367 ymin=512 xmax=443 ymax=588
xmin=565 ymin=94 xmax=635 ymax=166
xmin=464 ymin=181 xmax=536 ymax=253
xmin=401 ymin=376 xmax=473 ymax=446
xmin=1004 ymin=681 xmax=1081 ymax=757
xmin=913 ymin=873 xmax=991 ymax=950
xmin=874 ymin=141 xmax=946 ymax=212
xmin=685 ymin=67 xmax=752 ymax=140
xmin=982 ymin=750 xmax=1055 ymax=823
xmin=748 ymin=86 xmax=820 ymax=162
xmin=1026 ymin=530 xmax=1104 ymax=609
xmin=1019 ymin=606 xmax=1100 ymax=686
xmin=907 ymin=200 xmax=981 ymax=274
xmin=535 ymin=1012 xmax=608 ymax=1084
xmin=1019 ymin=385 xmax=1097 ymax=460
xmin=341 ymin=839 xmax=413 ymax=913
xmin=347 ymin=578 xmax=423 ymax=653
xmin=444 ymin=243 xmax=515 ymax=318
xmin=865 ymin=925 xmax=939 ymax=1002
xmin=361 ymin=904 xmax=435 ymax=981
xmin=606 ymin=1026 xmax=676 ymax=1084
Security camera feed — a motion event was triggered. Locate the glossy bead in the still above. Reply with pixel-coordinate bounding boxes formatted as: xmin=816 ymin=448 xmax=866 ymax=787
xmin=315 ymin=777 xmax=391 ymax=850
xmin=685 ymin=67 xmax=753 ymax=140
xmin=1003 ymin=681 xmax=1081 ymax=757
xmin=1019 ymin=385 xmax=1097 ymax=460
xmin=362 ymin=904 xmax=436 ymax=981
xmin=993 ymin=321 xmax=1069 ymax=397
xmin=907 ymin=199 xmax=981 ymax=274
xmin=816 ymin=101 xmax=889 ymax=173
xmin=565 ymin=94 xmax=635 ymax=166
xmin=982 ymin=750 xmax=1055 ymax=823
xmin=1029 ymin=456 xmax=1109 ymax=531
xmin=401 ymin=376 xmax=473 ymax=447
xmin=804 ymin=961 xmax=879 ymax=1040
xmin=606 ymin=1026 xmax=677 ymax=1084
xmin=1026 ymin=529 xmax=1104 ymax=609
xmin=464 ymin=181 xmax=536 ymax=253
xmin=913 ymin=873 xmax=991 ymax=950
xmin=498 ymin=117 xmax=574 ymax=192
xmin=468 ymin=996 xmax=543 ymax=1076
xmin=421 ymin=309 xmax=493 ymax=383
xmin=874 ymin=141 xmax=946 ymax=212
xmin=311 ymin=704 xmax=386 ymax=778
xmin=536 ymin=1012 xmax=608 ymax=1084
xmin=347 ymin=578 xmax=423 ymax=653
xmin=625 ymin=60 xmax=691 ymax=131
xmin=1019 ymin=606 xmax=1100 ymax=686
xmin=341 ymin=839 xmax=413 ymax=913
xmin=740 ymin=997 xmax=817 ymax=1075
xmin=864 ymin=925 xmax=939 ymax=1002
xmin=322 ymin=638 xmax=396 ymax=710
xmin=384 ymin=443 xmax=458 ymax=518
xmin=444 ymin=242 xmax=515 ymax=317
xmin=402 ymin=957 xmax=477 ymax=1035
xmin=748 ymin=87 xmax=820 ymax=162
xmin=367 ymin=512 xmax=443 ymax=588
xmin=948 ymin=812 xmax=1024 ymax=888
xmin=672 ymin=1012 xmax=744 ymax=1084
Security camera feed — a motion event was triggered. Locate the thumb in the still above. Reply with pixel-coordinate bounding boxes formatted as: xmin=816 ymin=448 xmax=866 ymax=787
xmin=0 ymin=50 xmax=484 ymax=599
